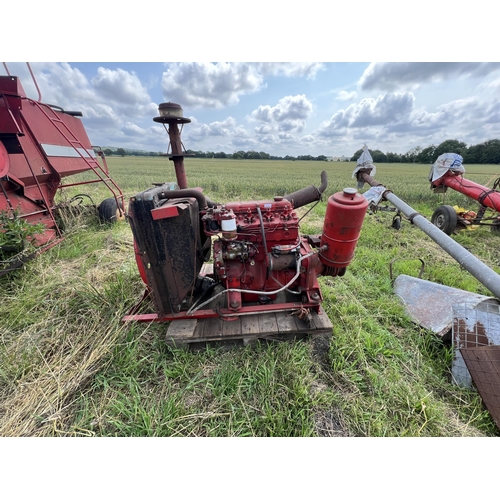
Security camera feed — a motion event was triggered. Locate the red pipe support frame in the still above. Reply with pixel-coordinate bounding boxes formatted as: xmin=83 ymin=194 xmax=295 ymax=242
xmin=439 ymin=173 xmax=500 ymax=213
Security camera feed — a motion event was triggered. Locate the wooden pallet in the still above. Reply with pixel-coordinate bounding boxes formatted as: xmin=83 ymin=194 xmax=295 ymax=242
xmin=165 ymin=304 xmax=332 ymax=347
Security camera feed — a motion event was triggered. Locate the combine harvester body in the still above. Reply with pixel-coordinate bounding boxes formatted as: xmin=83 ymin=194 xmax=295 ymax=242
xmin=0 ymin=63 xmax=124 ymax=273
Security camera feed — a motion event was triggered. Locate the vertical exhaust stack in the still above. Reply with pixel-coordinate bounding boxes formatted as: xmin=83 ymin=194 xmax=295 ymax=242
xmin=153 ymin=102 xmax=192 ymax=189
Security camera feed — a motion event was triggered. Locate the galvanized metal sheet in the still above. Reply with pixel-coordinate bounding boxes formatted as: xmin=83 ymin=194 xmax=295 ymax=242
xmin=460 ymin=345 xmax=500 ymax=430
xmin=394 ymin=275 xmax=495 ymax=338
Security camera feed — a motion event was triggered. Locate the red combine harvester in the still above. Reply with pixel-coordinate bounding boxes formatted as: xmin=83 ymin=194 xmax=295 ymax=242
xmin=124 ymin=103 xmax=369 ymax=344
xmin=0 ymin=63 xmax=124 ymax=274
xmin=429 ymin=153 xmax=500 ymax=234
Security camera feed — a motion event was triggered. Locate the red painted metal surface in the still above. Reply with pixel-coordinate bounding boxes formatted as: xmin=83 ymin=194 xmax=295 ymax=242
xmin=0 ymin=66 xmax=124 ymax=251
xmin=438 ymin=173 xmax=500 ymax=213
xmin=320 ymin=188 xmax=369 ymax=272
xmin=123 ymin=299 xmax=318 ymax=323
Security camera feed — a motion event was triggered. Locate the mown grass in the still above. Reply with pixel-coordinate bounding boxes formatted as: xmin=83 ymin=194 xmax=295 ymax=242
xmin=1 ymin=158 xmax=499 ymax=436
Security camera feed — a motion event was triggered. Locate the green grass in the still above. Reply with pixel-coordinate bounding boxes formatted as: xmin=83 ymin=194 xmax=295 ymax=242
xmin=1 ymin=157 xmax=499 ymax=436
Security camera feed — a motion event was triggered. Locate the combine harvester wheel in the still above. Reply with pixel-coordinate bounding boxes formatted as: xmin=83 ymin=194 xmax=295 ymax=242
xmin=98 ymin=197 xmax=126 ymax=223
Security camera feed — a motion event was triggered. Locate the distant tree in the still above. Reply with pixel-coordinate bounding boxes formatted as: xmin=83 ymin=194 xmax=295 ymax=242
xmin=259 ymin=151 xmax=270 ymax=160
xmin=148 ymin=151 xmax=158 ymax=156
xmin=316 ymin=155 xmax=327 ymax=161
xmin=463 ymin=143 xmax=484 ymax=164
xmin=233 ymin=151 xmax=245 ymax=159
xmin=350 ymin=150 xmax=362 ymax=161
xmin=416 ymin=145 xmax=437 ymax=164
xmin=245 ymin=151 xmax=261 ymax=159
xmin=406 ymin=146 xmax=423 ymax=163
xmin=434 ymin=139 xmax=467 ymax=159
xmin=481 ymin=139 xmax=500 ymax=164
xmin=103 ymin=148 xmax=113 ymax=156
xmin=371 ymin=150 xmax=386 ymax=163
xmin=116 ymin=148 xmax=126 ymax=157
xmin=386 ymin=152 xmax=401 ymax=163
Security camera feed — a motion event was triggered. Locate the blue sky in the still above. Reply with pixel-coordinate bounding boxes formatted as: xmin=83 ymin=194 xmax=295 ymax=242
xmin=3 ymin=5 xmax=499 ymax=159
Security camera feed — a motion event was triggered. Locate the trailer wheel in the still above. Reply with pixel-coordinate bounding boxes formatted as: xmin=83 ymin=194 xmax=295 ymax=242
xmin=431 ymin=205 xmax=457 ymax=235
xmin=98 ymin=197 xmax=125 ymax=223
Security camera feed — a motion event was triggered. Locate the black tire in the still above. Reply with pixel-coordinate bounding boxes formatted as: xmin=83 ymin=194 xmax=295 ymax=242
xmin=98 ymin=197 xmax=125 ymax=223
xmin=391 ymin=217 xmax=401 ymax=230
xmin=431 ymin=205 xmax=457 ymax=235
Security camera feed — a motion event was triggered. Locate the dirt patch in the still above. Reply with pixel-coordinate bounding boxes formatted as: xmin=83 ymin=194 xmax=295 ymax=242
xmin=314 ymin=407 xmax=352 ymax=437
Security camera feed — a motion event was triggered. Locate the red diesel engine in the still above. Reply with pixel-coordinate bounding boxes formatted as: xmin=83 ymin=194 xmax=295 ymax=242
xmin=201 ymin=188 xmax=368 ymax=313
xmin=127 ymin=103 xmax=368 ymax=322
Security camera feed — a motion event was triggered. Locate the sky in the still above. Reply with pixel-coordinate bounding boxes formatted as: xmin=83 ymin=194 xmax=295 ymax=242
xmin=2 ymin=4 xmax=499 ymax=160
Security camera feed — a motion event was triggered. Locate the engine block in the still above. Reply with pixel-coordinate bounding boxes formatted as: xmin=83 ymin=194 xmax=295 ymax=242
xmin=201 ymin=197 xmax=325 ymax=311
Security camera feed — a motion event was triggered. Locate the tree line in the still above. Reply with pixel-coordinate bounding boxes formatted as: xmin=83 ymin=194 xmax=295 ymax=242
xmin=351 ymin=139 xmax=500 ymax=164
xmin=97 ymin=139 xmax=500 ymax=164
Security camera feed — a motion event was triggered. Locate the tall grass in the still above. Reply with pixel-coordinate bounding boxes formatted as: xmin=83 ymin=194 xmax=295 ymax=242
xmin=1 ymin=158 xmax=499 ymax=436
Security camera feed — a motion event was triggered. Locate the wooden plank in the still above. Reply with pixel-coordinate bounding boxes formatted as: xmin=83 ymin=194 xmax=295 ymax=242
xmin=241 ymin=315 xmax=260 ymax=335
xmin=292 ymin=313 xmax=311 ymax=332
xmin=196 ymin=316 xmax=223 ymax=339
xmin=193 ymin=318 xmax=205 ymax=338
xmin=222 ymin=317 xmax=242 ymax=337
xmin=276 ymin=312 xmax=297 ymax=333
xmin=164 ymin=301 xmax=332 ymax=346
xmin=311 ymin=307 xmax=333 ymax=333
xmin=166 ymin=319 xmax=197 ymax=339
xmin=258 ymin=312 xmax=278 ymax=334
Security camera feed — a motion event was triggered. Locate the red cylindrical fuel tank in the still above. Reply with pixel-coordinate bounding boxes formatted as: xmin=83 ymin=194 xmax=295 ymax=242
xmin=319 ymin=187 xmax=368 ymax=275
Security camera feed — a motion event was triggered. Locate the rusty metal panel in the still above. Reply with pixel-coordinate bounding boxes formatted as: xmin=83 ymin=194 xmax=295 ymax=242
xmin=452 ymin=300 xmax=500 ymax=387
xmin=460 ymin=345 xmax=500 ymax=430
xmin=393 ymin=275 xmax=495 ymax=338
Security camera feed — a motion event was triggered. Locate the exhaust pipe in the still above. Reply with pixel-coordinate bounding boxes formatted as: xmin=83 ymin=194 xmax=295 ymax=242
xmin=284 ymin=171 xmax=328 ymax=208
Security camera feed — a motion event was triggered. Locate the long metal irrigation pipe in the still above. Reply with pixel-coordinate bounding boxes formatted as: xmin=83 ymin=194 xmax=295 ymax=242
xmin=359 ymin=171 xmax=500 ymax=299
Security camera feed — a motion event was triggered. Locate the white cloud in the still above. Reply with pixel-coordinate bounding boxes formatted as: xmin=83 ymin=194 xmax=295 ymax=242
xmin=250 ymin=94 xmax=313 ymax=133
xmin=256 ymin=63 xmax=325 ymax=79
xmin=121 ymin=122 xmax=148 ymax=136
xmin=91 ymin=67 xmax=158 ymax=116
xmin=161 ymin=63 xmax=264 ymax=109
xmin=359 ymin=62 xmax=500 ymax=91
xmin=336 ymin=90 xmax=357 ymax=101
xmin=187 ymin=116 xmax=249 ymax=143
xmin=317 ymin=92 xmax=415 ymax=138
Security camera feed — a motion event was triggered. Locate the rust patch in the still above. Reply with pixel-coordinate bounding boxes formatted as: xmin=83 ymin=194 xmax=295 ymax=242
xmin=454 ymin=318 xmax=490 ymax=348
xmin=461 ymin=345 xmax=500 ymax=430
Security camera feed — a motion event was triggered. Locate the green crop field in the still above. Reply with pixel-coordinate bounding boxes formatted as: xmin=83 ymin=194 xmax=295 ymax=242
xmin=1 ymin=157 xmax=500 ymax=437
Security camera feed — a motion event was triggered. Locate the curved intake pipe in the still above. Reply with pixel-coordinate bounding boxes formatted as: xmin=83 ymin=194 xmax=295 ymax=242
xmin=284 ymin=171 xmax=328 ymax=209
xmin=157 ymin=188 xmax=217 ymax=209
